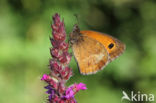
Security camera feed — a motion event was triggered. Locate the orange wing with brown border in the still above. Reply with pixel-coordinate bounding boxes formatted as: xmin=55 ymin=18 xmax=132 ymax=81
xmin=80 ymin=31 xmax=126 ymax=61
xmin=72 ymin=35 xmax=109 ymax=75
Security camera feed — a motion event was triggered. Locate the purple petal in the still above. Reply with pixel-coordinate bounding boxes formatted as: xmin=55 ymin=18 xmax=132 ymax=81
xmin=64 ymin=83 xmax=87 ymax=99
xmin=76 ymin=83 xmax=87 ymax=90
xmin=65 ymin=89 xmax=74 ymax=99
xmin=41 ymin=74 xmax=49 ymax=80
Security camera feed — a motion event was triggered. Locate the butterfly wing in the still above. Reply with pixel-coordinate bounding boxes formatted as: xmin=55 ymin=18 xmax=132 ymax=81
xmin=72 ymin=35 xmax=109 ymax=75
xmin=80 ymin=31 xmax=126 ymax=61
xmin=107 ymin=37 xmax=125 ymax=61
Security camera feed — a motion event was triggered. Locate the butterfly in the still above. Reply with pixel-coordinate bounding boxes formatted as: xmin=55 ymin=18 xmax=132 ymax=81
xmin=70 ymin=24 xmax=125 ymax=75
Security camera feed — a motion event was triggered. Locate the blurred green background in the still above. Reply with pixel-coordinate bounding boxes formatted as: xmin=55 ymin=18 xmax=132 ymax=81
xmin=0 ymin=0 xmax=156 ymax=103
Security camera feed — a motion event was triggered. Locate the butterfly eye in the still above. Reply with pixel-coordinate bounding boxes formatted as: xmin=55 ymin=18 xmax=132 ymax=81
xmin=108 ymin=43 xmax=114 ymax=49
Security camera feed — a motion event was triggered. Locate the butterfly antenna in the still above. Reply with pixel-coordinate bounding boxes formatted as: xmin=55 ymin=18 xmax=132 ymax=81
xmin=74 ymin=14 xmax=80 ymax=25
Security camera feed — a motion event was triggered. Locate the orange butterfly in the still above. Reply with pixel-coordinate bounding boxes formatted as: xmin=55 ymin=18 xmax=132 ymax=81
xmin=70 ymin=25 xmax=125 ymax=75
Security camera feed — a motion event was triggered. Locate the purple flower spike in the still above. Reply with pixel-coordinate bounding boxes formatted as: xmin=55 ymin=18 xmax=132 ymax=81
xmin=41 ymin=13 xmax=87 ymax=103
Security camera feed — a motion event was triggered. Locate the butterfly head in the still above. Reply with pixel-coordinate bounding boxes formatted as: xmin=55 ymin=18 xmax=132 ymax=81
xmin=69 ymin=24 xmax=83 ymax=45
